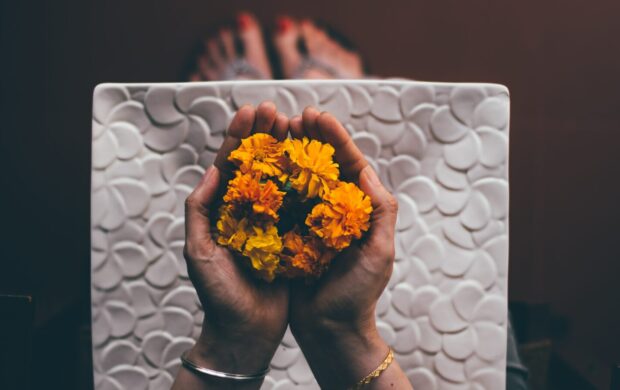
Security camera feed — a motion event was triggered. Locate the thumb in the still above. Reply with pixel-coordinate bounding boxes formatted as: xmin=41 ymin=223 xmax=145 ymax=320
xmin=184 ymin=165 xmax=221 ymax=246
xmin=358 ymin=165 xmax=398 ymax=247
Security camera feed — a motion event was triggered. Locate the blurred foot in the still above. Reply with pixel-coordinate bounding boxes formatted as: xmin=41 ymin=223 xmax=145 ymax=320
xmin=189 ymin=12 xmax=272 ymax=81
xmin=273 ymin=17 xmax=364 ymax=79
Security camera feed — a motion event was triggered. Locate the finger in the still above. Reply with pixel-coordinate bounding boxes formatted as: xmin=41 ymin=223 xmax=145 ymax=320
xmin=358 ymin=165 xmax=398 ymax=249
xmin=289 ymin=115 xmax=304 ymax=139
xmin=185 ymin=166 xmax=220 ymax=246
xmin=227 ymin=104 xmax=256 ymax=138
xmin=316 ymin=112 xmax=367 ymax=179
xmin=272 ymin=112 xmax=289 ymax=141
xmin=254 ymin=101 xmax=277 ymax=133
xmin=302 ymin=106 xmax=321 ymax=140
xmin=214 ymin=105 xmax=256 ymax=176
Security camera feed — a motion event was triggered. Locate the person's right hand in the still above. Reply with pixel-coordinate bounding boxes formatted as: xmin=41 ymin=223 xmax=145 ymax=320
xmin=288 ymin=108 xmax=411 ymax=389
xmin=173 ymin=102 xmax=291 ymax=390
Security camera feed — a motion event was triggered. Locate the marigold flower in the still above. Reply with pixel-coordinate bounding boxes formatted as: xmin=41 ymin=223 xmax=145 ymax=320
xmin=216 ymin=206 xmax=249 ymax=252
xmin=218 ymin=133 xmax=373 ymax=281
xmin=306 ymin=182 xmax=373 ymax=250
xmin=223 ymin=172 xmax=284 ymax=220
xmin=243 ymin=224 xmax=283 ymax=282
xmin=228 ymin=133 xmax=285 ymax=177
xmin=283 ymin=137 xmax=339 ymax=199
xmin=280 ymin=229 xmax=331 ymax=277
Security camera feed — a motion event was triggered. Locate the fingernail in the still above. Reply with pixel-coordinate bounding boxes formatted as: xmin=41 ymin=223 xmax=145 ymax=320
xmin=363 ymin=165 xmax=381 ymax=187
xmin=276 ymin=16 xmax=292 ymax=34
xmin=237 ymin=12 xmax=251 ymax=31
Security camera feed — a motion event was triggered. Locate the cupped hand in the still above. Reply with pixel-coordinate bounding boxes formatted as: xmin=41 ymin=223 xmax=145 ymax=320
xmin=289 ymin=107 xmax=398 ymax=331
xmin=288 ymin=107 xmax=410 ymax=389
xmin=174 ymin=102 xmax=290 ymax=388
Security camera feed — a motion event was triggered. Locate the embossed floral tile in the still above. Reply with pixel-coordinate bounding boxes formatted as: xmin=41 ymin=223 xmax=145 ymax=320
xmin=91 ymin=80 xmax=509 ymax=390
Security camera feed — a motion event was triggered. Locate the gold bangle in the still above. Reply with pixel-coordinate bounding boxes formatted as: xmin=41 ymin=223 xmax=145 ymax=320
xmin=349 ymin=348 xmax=394 ymax=389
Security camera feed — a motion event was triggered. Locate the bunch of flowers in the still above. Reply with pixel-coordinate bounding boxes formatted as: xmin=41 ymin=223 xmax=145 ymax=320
xmin=215 ymin=133 xmax=373 ymax=281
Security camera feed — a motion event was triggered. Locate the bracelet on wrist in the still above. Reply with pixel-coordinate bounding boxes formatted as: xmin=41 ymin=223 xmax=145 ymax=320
xmin=180 ymin=350 xmax=270 ymax=381
xmin=348 ymin=348 xmax=394 ymax=389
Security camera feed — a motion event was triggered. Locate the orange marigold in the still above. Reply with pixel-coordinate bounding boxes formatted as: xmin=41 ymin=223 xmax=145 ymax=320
xmin=223 ymin=172 xmax=284 ymax=220
xmin=216 ymin=205 xmax=249 ymax=252
xmin=280 ymin=229 xmax=331 ymax=277
xmin=283 ymin=137 xmax=339 ymax=199
xmin=228 ymin=133 xmax=285 ymax=177
xmin=306 ymin=182 xmax=373 ymax=250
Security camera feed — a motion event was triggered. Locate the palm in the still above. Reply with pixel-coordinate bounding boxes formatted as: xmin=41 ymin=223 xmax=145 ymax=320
xmin=287 ymin=108 xmax=396 ymax=327
xmin=188 ymin=243 xmax=288 ymax=342
xmin=183 ymin=102 xmax=292 ymax=347
xmin=291 ymin=222 xmax=392 ymax=325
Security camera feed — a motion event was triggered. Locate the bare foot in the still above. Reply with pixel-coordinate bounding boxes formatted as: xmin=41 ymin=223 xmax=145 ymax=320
xmin=273 ymin=17 xmax=364 ymax=79
xmin=189 ymin=12 xmax=272 ymax=81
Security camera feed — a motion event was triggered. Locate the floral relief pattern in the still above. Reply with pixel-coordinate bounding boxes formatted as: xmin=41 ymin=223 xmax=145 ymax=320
xmin=92 ymin=80 xmax=510 ymax=390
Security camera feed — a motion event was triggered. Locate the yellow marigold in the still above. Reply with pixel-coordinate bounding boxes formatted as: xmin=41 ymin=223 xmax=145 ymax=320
xmin=223 ymin=172 xmax=284 ymax=220
xmin=216 ymin=205 xmax=249 ymax=252
xmin=306 ymin=182 xmax=373 ymax=250
xmin=243 ymin=224 xmax=283 ymax=282
xmin=283 ymin=137 xmax=339 ymax=199
xmin=228 ymin=133 xmax=285 ymax=177
xmin=280 ymin=229 xmax=330 ymax=277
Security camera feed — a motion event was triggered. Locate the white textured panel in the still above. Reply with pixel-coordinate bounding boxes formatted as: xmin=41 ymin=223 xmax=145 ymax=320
xmin=91 ymin=80 xmax=510 ymax=389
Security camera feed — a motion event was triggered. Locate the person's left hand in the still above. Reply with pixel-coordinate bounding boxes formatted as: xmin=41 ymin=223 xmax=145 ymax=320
xmin=286 ymin=107 xmax=410 ymax=389
xmin=174 ymin=102 xmax=290 ymax=388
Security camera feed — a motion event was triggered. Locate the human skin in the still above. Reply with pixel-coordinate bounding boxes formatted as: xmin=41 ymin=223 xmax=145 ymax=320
xmin=287 ymin=107 xmax=411 ymax=389
xmin=172 ymin=102 xmax=412 ymax=389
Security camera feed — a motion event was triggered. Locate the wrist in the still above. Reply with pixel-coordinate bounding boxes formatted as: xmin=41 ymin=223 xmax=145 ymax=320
xmin=291 ymin=302 xmax=377 ymax=338
xmin=190 ymin=327 xmax=276 ymax=375
xmin=294 ymin=316 xmax=383 ymax=358
xmin=292 ymin=316 xmax=389 ymax=388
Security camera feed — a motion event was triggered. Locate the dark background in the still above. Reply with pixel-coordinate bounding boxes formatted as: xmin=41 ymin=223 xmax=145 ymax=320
xmin=2 ymin=0 xmax=620 ymax=389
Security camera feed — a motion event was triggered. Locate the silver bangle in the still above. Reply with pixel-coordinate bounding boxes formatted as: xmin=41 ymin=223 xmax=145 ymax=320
xmin=180 ymin=350 xmax=270 ymax=381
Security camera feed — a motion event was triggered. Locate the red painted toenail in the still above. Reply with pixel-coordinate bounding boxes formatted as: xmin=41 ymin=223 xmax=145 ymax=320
xmin=237 ymin=13 xmax=251 ymax=31
xmin=276 ymin=16 xmax=293 ymax=33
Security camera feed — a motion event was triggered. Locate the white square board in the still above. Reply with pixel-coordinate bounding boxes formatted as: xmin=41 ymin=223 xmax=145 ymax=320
xmin=91 ymin=80 xmax=510 ymax=390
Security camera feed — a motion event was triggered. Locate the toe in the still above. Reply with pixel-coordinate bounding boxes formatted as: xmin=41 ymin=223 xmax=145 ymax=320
xmin=215 ymin=105 xmax=257 ymax=175
xmin=198 ymin=55 xmax=219 ymax=80
xmin=272 ymin=112 xmax=289 ymax=141
xmin=273 ymin=15 xmax=302 ymax=78
xmin=301 ymin=20 xmax=328 ymax=54
xmin=220 ymin=28 xmax=236 ymax=60
xmin=316 ymin=112 xmax=367 ymax=179
xmin=237 ymin=12 xmax=272 ymax=78
xmin=254 ymin=101 xmax=277 ymax=133
xmin=300 ymin=20 xmax=365 ymax=79
xmin=299 ymin=21 xmax=338 ymax=79
xmin=302 ymin=106 xmax=321 ymax=140
xmin=206 ymin=38 xmax=224 ymax=67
